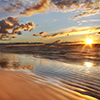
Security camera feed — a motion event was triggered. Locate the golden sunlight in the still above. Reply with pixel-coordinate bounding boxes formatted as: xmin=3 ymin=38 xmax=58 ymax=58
xmin=85 ymin=38 xmax=93 ymax=44
xmin=81 ymin=38 xmax=94 ymax=53
xmin=84 ymin=62 xmax=93 ymax=67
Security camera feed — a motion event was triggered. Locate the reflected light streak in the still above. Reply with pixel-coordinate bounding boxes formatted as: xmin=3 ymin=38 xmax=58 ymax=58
xmin=84 ymin=62 xmax=93 ymax=67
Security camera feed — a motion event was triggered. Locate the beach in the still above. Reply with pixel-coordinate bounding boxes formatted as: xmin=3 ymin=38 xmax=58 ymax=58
xmin=0 ymin=45 xmax=100 ymax=100
xmin=0 ymin=0 xmax=100 ymax=99
xmin=0 ymin=69 xmax=98 ymax=100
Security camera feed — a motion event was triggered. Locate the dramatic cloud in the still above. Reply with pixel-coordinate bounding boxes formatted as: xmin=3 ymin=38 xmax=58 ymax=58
xmin=51 ymin=0 xmax=100 ymax=20
xmin=41 ymin=26 xmax=100 ymax=39
xmin=30 ymin=31 xmax=48 ymax=37
xmin=20 ymin=0 xmax=100 ymax=19
xmin=0 ymin=17 xmax=35 ymax=40
xmin=19 ymin=0 xmax=82 ymax=16
xmin=2 ymin=0 xmax=100 ymax=19
xmin=20 ymin=0 xmax=51 ymax=16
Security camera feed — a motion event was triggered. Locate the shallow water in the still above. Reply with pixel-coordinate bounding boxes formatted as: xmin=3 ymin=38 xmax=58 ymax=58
xmin=0 ymin=48 xmax=100 ymax=99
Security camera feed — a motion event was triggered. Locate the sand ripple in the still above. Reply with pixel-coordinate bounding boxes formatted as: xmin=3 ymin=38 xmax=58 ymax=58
xmin=0 ymin=70 xmax=98 ymax=100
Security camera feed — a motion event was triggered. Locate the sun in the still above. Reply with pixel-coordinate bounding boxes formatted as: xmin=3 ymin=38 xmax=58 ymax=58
xmin=80 ymin=38 xmax=94 ymax=53
xmin=85 ymin=38 xmax=93 ymax=44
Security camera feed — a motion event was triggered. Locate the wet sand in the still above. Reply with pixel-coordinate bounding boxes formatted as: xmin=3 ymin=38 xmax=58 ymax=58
xmin=0 ymin=70 xmax=98 ymax=100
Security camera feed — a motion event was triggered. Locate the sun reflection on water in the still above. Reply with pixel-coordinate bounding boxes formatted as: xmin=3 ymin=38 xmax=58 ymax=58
xmin=84 ymin=62 xmax=93 ymax=67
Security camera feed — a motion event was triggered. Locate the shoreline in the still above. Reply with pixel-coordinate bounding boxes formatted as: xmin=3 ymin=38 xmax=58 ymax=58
xmin=0 ymin=69 xmax=98 ymax=100
xmin=0 ymin=45 xmax=96 ymax=65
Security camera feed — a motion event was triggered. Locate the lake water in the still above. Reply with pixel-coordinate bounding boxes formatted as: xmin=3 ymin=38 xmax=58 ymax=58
xmin=0 ymin=44 xmax=100 ymax=99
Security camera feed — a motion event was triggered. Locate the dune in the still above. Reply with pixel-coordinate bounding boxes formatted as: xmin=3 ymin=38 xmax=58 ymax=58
xmin=0 ymin=70 xmax=98 ymax=100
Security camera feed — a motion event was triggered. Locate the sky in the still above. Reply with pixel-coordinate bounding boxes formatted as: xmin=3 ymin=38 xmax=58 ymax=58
xmin=0 ymin=0 xmax=100 ymax=44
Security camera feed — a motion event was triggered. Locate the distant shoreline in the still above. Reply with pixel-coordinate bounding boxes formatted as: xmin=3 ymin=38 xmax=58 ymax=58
xmin=0 ymin=42 xmax=99 ymax=46
xmin=0 ymin=44 xmax=99 ymax=65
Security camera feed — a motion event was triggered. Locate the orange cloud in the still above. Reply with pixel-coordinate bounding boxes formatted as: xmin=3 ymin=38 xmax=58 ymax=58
xmin=20 ymin=0 xmax=51 ymax=16
xmin=2 ymin=0 xmax=100 ymax=20
xmin=51 ymin=0 xmax=100 ymax=19
xmin=0 ymin=17 xmax=35 ymax=40
xmin=43 ymin=31 xmax=69 ymax=39
xmin=41 ymin=26 xmax=100 ymax=39
xmin=53 ymin=19 xmax=57 ymax=21
xmin=30 ymin=31 xmax=48 ymax=37
xmin=13 ymin=21 xmax=35 ymax=34
xmin=19 ymin=0 xmax=82 ymax=16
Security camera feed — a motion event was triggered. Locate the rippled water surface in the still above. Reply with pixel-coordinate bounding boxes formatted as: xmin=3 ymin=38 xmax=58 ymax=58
xmin=0 ymin=45 xmax=100 ymax=100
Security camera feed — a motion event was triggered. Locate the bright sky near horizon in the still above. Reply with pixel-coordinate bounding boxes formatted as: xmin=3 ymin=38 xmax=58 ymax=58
xmin=0 ymin=0 xmax=100 ymax=43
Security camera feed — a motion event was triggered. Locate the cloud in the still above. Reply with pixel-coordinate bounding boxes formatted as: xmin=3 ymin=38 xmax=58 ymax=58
xmin=1 ymin=36 xmax=17 ymax=41
xmin=21 ymin=0 xmax=100 ymax=19
xmin=82 ymin=19 xmax=100 ymax=23
xmin=77 ymin=19 xmax=100 ymax=25
xmin=97 ymin=32 xmax=100 ymax=34
xmin=4 ymin=0 xmax=23 ymax=12
xmin=81 ymin=20 xmax=88 ymax=23
xmin=71 ymin=1 xmax=100 ymax=20
xmin=2 ymin=0 xmax=100 ymax=20
xmin=30 ymin=31 xmax=48 ymax=37
xmin=13 ymin=21 xmax=35 ymax=33
xmin=51 ymin=0 xmax=100 ymax=20
xmin=0 ymin=16 xmax=35 ymax=40
xmin=51 ymin=0 xmax=81 ymax=10
xmin=53 ymin=19 xmax=57 ymax=21
xmin=7 ymin=17 xmax=19 ymax=26
xmin=53 ymin=39 xmax=62 ymax=44
xmin=20 ymin=0 xmax=51 ymax=16
xmin=19 ymin=0 xmax=81 ymax=16
xmin=71 ymin=9 xmax=100 ymax=20
xmin=41 ymin=26 xmax=100 ymax=39
xmin=78 ymin=23 xmax=82 ymax=25
xmin=43 ymin=31 xmax=69 ymax=39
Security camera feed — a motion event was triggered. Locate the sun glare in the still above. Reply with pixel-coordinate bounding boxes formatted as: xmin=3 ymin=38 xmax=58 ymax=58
xmin=84 ymin=62 xmax=93 ymax=67
xmin=85 ymin=38 xmax=93 ymax=44
xmin=81 ymin=38 xmax=94 ymax=53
